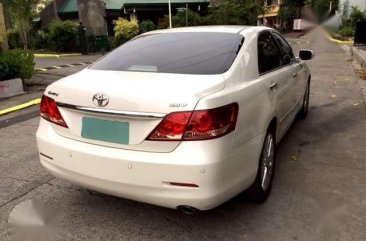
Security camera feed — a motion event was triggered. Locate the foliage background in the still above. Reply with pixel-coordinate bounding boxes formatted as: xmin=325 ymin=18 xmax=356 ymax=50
xmin=0 ymin=49 xmax=34 ymax=81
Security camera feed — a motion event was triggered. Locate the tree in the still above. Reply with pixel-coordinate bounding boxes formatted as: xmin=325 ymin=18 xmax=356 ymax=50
xmin=278 ymin=0 xmax=305 ymax=30
xmin=349 ymin=6 xmax=365 ymax=27
xmin=340 ymin=0 xmax=350 ymax=26
xmin=0 ymin=0 xmax=39 ymax=49
xmin=171 ymin=9 xmax=205 ymax=27
xmin=209 ymin=0 xmax=263 ymax=25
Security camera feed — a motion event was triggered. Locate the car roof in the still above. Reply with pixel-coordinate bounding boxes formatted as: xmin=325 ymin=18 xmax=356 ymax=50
xmin=143 ymin=25 xmax=272 ymax=36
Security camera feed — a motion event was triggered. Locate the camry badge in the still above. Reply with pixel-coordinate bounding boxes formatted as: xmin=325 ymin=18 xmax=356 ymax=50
xmin=93 ymin=93 xmax=109 ymax=107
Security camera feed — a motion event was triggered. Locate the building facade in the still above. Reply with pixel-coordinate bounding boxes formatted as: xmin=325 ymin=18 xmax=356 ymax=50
xmin=257 ymin=0 xmax=281 ymax=28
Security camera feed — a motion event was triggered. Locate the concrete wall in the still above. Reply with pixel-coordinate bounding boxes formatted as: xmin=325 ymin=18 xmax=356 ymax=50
xmin=0 ymin=78 xmax=24 ymax=98
xmin=0 ymin=3 xmax=8 ymax=51
xmin=339 ymin=0 xmax=366 ymax=17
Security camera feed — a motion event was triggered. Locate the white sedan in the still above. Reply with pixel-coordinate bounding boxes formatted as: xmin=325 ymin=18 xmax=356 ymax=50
xmin=36 ymin=26 xmax=313 ymax=213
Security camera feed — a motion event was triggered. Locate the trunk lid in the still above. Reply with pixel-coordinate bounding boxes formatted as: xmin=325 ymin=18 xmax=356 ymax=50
xmin=45 ymin=69 xmax=226 ymax=152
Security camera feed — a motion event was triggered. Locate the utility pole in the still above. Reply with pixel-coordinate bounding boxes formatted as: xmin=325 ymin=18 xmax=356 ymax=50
xmin=168 ymin=0 xmax=172 ymax=28
xmin=186 ymin=4 xmax=188 ymax=26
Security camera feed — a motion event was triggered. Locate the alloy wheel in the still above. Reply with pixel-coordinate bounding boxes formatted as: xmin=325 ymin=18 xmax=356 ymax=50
xmin=260 ymin=133 xmax=275 ymax=191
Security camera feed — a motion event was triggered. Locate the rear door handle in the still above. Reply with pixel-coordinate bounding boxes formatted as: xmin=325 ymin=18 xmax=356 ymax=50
xmin=293 ymin=72 xmax=298 ymax=78
xmin=269 ymin=82 xmax=278 ymax=90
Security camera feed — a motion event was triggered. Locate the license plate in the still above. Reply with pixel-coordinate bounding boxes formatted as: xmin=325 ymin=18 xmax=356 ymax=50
xmin=81 ymin=118 xmax=129 ymax=145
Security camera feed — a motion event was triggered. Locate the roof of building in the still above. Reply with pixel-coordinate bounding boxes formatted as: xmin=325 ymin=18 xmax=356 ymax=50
xmin=58 ymin=0 xmax=77 ymax=13
xmin=58 ymin=0 xmax=210 ymax=14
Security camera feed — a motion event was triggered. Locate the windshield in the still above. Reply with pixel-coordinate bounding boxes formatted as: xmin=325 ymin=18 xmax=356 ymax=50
xmin=90 ymin=32 xmax=244 ymax=75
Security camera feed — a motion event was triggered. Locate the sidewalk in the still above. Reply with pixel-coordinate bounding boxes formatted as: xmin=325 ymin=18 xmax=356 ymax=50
xmin=0 ymin=54 xmax=102 ymax=126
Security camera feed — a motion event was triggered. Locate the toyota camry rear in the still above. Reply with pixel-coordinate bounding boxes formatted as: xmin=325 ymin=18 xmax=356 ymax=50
xmin=36 ymin=26 xmax=312 ymax=211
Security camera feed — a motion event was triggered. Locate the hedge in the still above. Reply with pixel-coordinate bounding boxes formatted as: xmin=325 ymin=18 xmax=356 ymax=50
xmin=49 ymin=21 xmax=78 ymax=52
xmin=0 ymin=50 xmax=35 ymax=81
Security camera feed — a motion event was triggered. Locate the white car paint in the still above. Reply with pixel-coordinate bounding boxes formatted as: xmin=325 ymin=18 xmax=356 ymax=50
xmin=36 ymin=26 xmax=311 ymax=210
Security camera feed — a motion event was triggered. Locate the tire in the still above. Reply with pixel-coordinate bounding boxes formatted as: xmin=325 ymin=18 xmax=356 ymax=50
xmin=246 ymin=129 xmax=276 ymax=203
xmin=298 ymin=80 xmax=310 ymax=120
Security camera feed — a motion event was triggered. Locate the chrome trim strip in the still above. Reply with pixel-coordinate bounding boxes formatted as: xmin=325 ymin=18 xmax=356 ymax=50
xmin=57 ymin=103 xmax=166 ymax=119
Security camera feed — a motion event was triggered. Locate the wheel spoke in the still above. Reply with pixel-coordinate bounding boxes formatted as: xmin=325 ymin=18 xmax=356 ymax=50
xmin=267 ymin=137 xmax=273 ymax=158
xmin=261 ymin=166 xmax=268 ymax=189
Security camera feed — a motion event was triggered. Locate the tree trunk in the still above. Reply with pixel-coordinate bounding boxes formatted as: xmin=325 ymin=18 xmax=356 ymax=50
xmin=18 ymin=16 xmax=29 ymax=49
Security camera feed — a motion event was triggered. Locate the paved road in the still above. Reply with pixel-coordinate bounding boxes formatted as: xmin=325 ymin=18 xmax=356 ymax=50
xmin=0 ymin=30 xmax=365 ymax=241
xmin=34 ymin=55 xmax=102 ymax=68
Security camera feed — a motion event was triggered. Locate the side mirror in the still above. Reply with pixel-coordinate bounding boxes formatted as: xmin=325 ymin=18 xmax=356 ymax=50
xmin=299 ymin=49 xmax=315 ymax=60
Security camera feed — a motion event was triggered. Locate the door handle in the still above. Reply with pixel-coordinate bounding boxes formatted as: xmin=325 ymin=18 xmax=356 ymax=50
xmin=293 ymin=72 xmax=298 ymax=78
xmin=269 ymin=82 xmax=278 ymax=90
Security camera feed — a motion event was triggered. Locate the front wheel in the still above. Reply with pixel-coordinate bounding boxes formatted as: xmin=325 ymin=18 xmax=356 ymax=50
xmin=247 ymin=129 xmax=276 ymax=203
xmin=298 ymin=80 xmax=310 ymax=120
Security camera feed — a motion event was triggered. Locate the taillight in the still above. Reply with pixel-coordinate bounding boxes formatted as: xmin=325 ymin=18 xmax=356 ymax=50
xmin=147 ymin=103 xmax=238 ymax=141
xmin=40 ymin=95 xmax=68 ymax=128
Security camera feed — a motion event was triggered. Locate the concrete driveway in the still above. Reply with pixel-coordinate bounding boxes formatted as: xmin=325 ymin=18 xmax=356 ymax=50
xmin=0 ymin=29 xmax=365 ymax=241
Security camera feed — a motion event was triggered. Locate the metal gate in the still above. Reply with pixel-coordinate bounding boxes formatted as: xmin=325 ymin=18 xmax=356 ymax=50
xmin=354 ymin=20 xmax=366 ymax=46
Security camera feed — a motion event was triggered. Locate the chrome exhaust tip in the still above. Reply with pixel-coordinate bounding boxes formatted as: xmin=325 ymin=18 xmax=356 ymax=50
xmin=177 ymin=205 xmax=198 ymax=215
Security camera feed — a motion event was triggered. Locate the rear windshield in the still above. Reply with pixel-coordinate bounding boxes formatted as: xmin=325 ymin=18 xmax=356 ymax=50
xmin=90 ymin=32 xmax=244 ymax=75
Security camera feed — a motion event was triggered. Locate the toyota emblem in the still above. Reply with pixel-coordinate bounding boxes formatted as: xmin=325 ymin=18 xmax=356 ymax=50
xmin=93 ymin=93 xmax=109 ymax=107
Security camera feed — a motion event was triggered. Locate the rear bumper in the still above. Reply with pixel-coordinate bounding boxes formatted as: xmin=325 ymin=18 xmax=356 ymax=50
xmin=36 ymin=119 xmax=264 ymax=210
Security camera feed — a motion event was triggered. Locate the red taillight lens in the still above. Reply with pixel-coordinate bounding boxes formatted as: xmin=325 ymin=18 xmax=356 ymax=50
xmin=40 ymin=95 xmax=68 ymax=128
xmin=147 ymin=103 xmax=238 ymax=141
xmin=147 ymin=112 xmax=191 ymax=140
xmin=183 ymin=103 xmax=238 ymax=140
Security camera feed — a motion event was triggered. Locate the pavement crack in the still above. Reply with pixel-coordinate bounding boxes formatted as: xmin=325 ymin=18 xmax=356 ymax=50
xmin=0 ymin=177 xmax=55 ymax=209
xmin=44 ymin=182 xmax=86 ymax=193
xmin=1 ymin=176 xmax=46 ymax=185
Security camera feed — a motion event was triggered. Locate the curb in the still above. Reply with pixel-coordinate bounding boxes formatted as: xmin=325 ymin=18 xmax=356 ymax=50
xmin=35 ymin=61 xmax=94 ymax=72
xmin=351 ymin=47 xmax=366 ymax=70
xmin=0 ymin=98 xmax=41 ymax=117
xmin=34 ymin=53 xmax=82 ymax=58
xmin=322 ymin=28 xmax=354 ymax=45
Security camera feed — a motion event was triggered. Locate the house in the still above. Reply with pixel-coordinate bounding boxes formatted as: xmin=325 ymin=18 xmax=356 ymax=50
xmin=40 ymin=0 xmax=210 ymax=36
xmin=257 ymin=0 xmax=281 ymax=28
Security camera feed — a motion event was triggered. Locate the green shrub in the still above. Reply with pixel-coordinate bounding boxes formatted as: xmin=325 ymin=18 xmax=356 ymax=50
xmin=159 ymin=10 xmax=209 ymax=28
xmin=7 ymin=29 xmax=22 ymax=49
xmin=139 ymin=20 xmax=156 ymax=33
xmin=339 ymin=26 xmax=354 ymax=37
xmin=350 ymin=6 xmax=365 ymax=27
xmin=171 ymin=9 xmax=204 ymax=27
xmin=32 ymin=31 xmax=51 ymax=50
xmin=113 ymin=18 xmax=139 ymax=46
xmin=157 ymin=21 xmax=168 ymax=29
xmin=0 ymin=50 xmax=35 ymax=81
xmin=49 ymin=21 xmax=77 ymax=52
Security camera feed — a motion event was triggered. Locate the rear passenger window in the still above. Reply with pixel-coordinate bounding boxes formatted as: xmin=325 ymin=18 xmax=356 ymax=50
xmin=257 ymin=32 xmax=284 ymax=74
xmin=272 ymin=32 xmax=295 ymax=65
